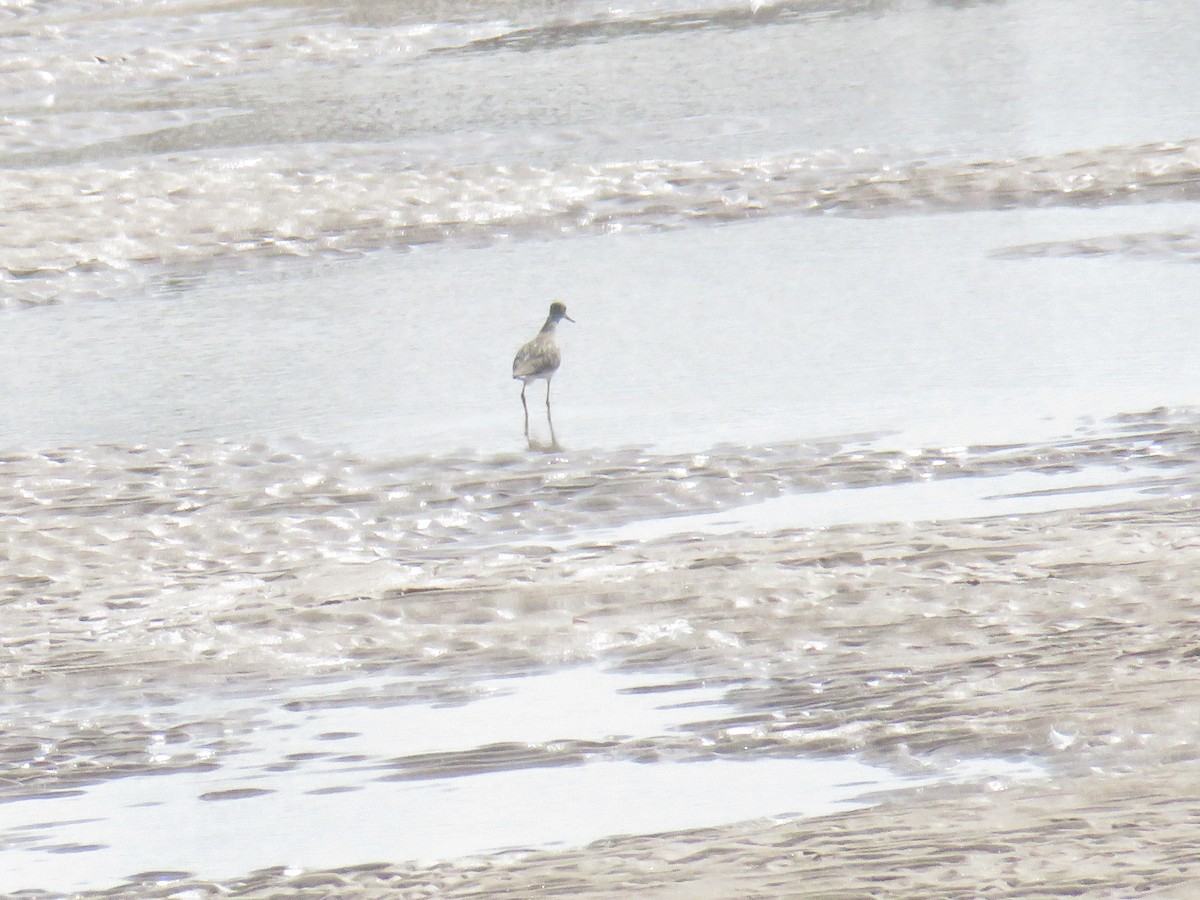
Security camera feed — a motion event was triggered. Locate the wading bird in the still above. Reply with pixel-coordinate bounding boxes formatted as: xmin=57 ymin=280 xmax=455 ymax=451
xmin=512 ymin=301 xmax=574 ymax=448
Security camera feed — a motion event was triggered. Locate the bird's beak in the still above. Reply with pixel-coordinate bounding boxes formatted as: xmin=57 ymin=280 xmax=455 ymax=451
xmin=564 ymin=313 xmax=576 ymax=323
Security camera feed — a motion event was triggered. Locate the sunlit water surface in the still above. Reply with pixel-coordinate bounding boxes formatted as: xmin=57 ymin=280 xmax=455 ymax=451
xmin=2 ymin=0 xmax=1200 ymax=895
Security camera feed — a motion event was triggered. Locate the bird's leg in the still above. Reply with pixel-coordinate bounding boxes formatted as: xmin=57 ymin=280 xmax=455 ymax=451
xmin=545 ymin=380 xmax=558 ymax=449
xmin=520 ymin=383 xmax=530 ymax=439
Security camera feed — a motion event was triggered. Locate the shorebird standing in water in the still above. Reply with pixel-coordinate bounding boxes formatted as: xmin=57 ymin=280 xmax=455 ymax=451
xmin=513 ymin=301 xmax=574 ymax=448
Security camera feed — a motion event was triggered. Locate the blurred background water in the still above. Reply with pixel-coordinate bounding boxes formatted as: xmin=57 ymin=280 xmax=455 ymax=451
xmin=1 ymin=0 xmax=1199 ymax=453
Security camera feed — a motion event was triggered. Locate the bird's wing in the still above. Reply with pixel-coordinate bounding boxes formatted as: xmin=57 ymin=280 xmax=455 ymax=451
xmin=513 ymin=338 xmax=560 ymax=379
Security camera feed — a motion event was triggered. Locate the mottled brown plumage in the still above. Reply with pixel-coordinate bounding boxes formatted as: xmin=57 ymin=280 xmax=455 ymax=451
xmin=513 ymin=301 xmax=574 ymax=447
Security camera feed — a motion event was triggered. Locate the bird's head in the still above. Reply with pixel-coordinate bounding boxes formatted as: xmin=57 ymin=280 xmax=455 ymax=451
xmin=549 ymin=301 xmax=575 ymax=323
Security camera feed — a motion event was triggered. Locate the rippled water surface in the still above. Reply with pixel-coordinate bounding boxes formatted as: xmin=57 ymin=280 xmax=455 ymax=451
xmin=3 ymin=0 xmax=1200 ymax=896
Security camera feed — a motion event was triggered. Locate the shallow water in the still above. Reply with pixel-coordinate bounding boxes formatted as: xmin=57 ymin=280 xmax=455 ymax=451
xmin=602 ymin=465 xmax=1155 ymax=541
xmin=1 ymin=656 xmax=1054 ymax=897
xmin=7 ymin=667 xmax=1024 ymax=893
xmin=5 ymin=203 xmax=1200 ymax=456
xmin=4 ymin=0 xmax=1200 ymax=895
xmin=3 ymin=0 xmax=1200 ymax=312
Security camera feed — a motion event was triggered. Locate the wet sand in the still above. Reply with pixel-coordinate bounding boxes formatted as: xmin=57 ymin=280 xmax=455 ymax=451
xmin=9 ymin=512 xmax=1200 ymax=896
xmin=4 ymin=0 xmax=1200 ymax=894
xmin=5 ymin=411 xmax=1200 ymax=896
xmin=131 ymin=767 xmax=1200 ymax=898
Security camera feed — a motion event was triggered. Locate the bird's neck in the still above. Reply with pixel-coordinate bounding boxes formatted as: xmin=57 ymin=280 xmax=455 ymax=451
xmin=539 ymin=317 xmax=559 ymax=334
